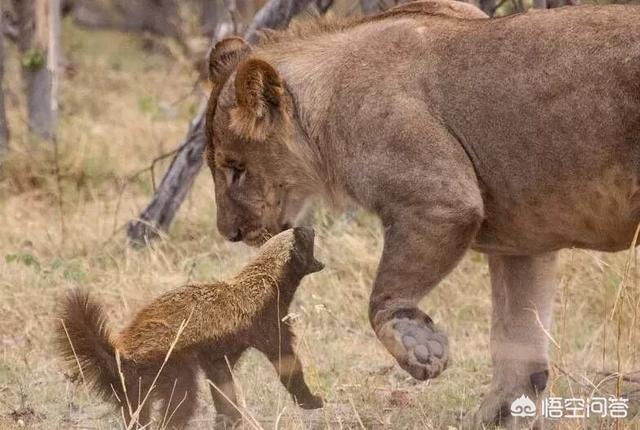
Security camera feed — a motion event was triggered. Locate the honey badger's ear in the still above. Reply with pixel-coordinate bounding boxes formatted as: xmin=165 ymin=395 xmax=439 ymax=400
xmin=230 ymin=58 xmax=285 ymax=140
xmin=208 ymin=37 xmax=251 ymax=87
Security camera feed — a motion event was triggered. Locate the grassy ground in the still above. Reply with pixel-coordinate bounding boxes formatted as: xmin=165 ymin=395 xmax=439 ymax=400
xmin=0 ymin=21 xmax=639 ymax=430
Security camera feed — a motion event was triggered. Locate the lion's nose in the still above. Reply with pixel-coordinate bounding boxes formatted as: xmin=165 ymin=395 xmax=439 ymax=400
xmin=228 ymin=229 xmax=243 ymax=242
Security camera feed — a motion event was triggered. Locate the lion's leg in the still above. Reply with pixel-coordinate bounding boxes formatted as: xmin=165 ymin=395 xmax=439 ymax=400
xmin=472 ymin=252 xmax=558 ymax=428
xmin=369 ymin=194 xmax=483 ymax=380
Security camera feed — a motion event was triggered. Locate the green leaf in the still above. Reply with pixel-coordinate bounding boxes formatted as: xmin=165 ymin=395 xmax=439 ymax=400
xmin=138 ymin=95 xmax=157 ymax=115
xmin=5 ymin=253 xmax=41 ymax=271
xmin=63 ymin=266 xmax=86 ymax=282
xmin=21 ymin=48 xmax=46 ymax=70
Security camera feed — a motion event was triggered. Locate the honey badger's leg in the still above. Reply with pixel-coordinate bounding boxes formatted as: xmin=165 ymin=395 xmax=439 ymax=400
xmin=369 ymin=160 xmax=483 ymax=379
xmin=470 ymin=253 xmax=558 ymax=428
xmin=121 ymin=399 xmax=151 ymax=428
xmin=200 ymin=355 xmax=242 ymax=427
xmin=156 ymin=366 xmax=198 ymax=430
xmin=131 ymin=396 xmax=152 ymax=429
xmin=261 ymin=329 xmax=323 ymax=409
xmin=121 ymin=373 xmax=153 ymax=428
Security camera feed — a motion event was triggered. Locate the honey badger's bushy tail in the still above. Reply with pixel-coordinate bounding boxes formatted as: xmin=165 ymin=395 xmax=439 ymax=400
xmin=55 ymin=289 xmax=123 ymax=402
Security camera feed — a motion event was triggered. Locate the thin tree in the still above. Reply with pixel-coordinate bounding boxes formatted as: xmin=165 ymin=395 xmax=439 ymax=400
xmin=201 ymin=1 xmax=226 ymax=37
xmin=0 ymin=9 xmax=10 ymax=151
xmin=360 ymin=0 xmax=381 ymax=13
xmin=70 ymin=0 xmax=186 ymax=46
xmin=13 ymin=0 xmax=61 ymax=140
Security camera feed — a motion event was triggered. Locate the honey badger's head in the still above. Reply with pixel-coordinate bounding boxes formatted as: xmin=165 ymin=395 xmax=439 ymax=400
xmin=258 ymin=227 xmax=324 ymax=277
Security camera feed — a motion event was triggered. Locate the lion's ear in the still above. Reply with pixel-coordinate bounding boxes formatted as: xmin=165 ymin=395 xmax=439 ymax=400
xmin=230 ymin=58 xmax=285 ymax=140
xmin=208 ymin=37 xmax=251 ymax=87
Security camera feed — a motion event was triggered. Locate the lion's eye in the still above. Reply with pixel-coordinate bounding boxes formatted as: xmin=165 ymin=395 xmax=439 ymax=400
xmin=230 ymin=166 xmax=244 ymax=184
xmin=222 ymin=164 xmax=245 ymax=186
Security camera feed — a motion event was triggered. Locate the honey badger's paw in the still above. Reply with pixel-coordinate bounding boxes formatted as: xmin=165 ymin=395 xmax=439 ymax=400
xmin=215 ymin=414 xmax=242 ymax=429
xmin=377 ymin=308 xmax=449 ymax=380
xmin=296 ymin=394 xmax=324 ymax=409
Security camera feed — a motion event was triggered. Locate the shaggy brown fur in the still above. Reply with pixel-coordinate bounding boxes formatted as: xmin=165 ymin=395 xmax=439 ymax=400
xmin=204 ymin=1 xmax=640 ymax=427
xmin=56 ymin=228 xmax=324 ymax=429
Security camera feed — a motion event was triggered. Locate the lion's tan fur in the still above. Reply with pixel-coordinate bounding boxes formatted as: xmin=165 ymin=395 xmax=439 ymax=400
xmin=204 ymin=1 xmax=640 ymax=427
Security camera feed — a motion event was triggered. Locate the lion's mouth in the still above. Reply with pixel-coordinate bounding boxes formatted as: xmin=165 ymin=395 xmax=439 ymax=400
xmin=281 ymin=222 xmax=292 ymax=230
xmin=242 ymin=223 xmax=293 ymax=247
xmin=243 ymin=229 xmax=272 ymax=247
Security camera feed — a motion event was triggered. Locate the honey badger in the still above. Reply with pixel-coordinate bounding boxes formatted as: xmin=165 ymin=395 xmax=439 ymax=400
xmin=56 ymin=228 xmax=324 ymax=429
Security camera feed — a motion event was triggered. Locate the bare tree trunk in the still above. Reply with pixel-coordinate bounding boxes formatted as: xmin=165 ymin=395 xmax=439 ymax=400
xmin=315 ymin=0 xmax=333 ymax=13
xmin=201 ymin=0 xmax=225 ymax=37
xmin=126 ymin=100 xmax=209 ymax=244
xmin=127 ymin=0 xmax=318 ymax=245
xmin=49 ymin=0 xmax=61 ymax=134
xmin=71 ymin=0 xmax=185 ymax=44
xmin=245 ymin=0 xmax=314 ymax=43
xmin=0 ymin=11 xmax=10 ymax=151
xmin=360 ymin=0 xmax=380 ymax=14
xmin=2 ymin=6 xmax=19 ymax=43
xmin=477 ymin=0 xmax=496 ymax=15
xmin=14 ymin=0 xmax=60 ymax=140
xmin=547 ymin=0 xmax=579 ymax=6
xmin=237 ymin=0 xmax=258 ymax=20
xmin=359 ymin=0 xmax=414 ymax=15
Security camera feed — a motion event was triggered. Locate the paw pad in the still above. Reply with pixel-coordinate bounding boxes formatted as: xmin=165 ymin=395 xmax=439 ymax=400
xmin=377 ymin=309 xmax=449 ymax=380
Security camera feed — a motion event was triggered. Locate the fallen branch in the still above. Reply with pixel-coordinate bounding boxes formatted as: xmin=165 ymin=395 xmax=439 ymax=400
xmin=359 ymin=0 xmax=382 ymax=14
xmin=127 ymin=0 xmax=320 ymax=245
xmin=126 ymin=99 xmax=207 ymax=245
xmin=245 ymin=0 xmax=316 ymax=43
xmin=315 ymin=0 xmax=335 ymax=14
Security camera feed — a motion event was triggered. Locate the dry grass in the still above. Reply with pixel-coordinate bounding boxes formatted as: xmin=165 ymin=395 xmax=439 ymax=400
xmin=0 ymin=22 xmax=639 ymax=430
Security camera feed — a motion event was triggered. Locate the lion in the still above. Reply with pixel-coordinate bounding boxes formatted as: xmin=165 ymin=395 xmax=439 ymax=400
xmin=56 ymin=228 xmax=324 ymax=429
xmin=203 ymin=0 xmax=640 ymax=427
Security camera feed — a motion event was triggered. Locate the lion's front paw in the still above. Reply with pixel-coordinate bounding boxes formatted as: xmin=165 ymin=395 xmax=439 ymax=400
xmin=465 ymin=384 xmax=543 ymax=430
xmin=465 ymin=395 xmax=512 ymax=429
xmin=377 ymin=308 xmax=449 ymax=380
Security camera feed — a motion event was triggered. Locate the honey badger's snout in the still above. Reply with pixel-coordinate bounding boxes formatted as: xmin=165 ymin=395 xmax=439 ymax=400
xmin=292 ymin=227 xmax=324 ymax=274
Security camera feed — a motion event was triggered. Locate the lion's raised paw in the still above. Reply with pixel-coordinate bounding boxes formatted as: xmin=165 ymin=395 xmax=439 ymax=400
xmin=377 ymin=308 xmax=449 ymax=380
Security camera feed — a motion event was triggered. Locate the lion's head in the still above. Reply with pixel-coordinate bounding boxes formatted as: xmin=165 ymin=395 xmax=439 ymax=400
xmin=204 ymin=1 xmax=489 ymax=246
xmin=204 ymin=37 xmax=312 ymax=246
